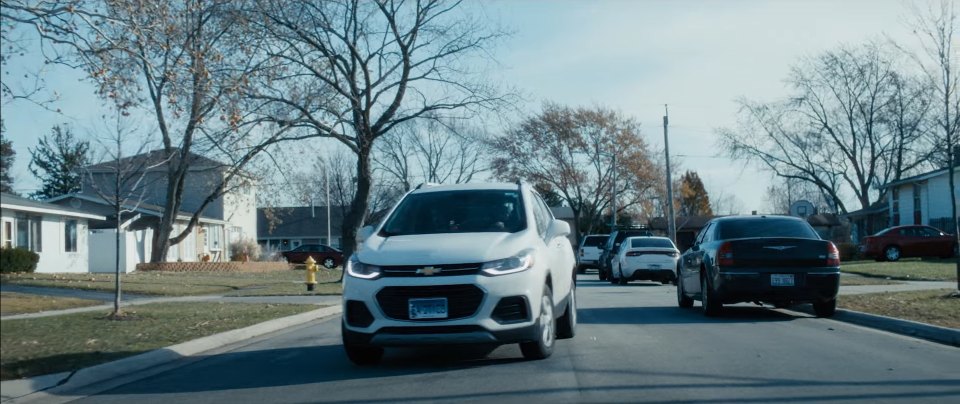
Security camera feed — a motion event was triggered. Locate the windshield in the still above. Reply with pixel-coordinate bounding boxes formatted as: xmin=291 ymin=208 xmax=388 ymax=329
xmin=380 ymin=190 xmax=526 ymax=236
xmin=630 ymin=238 xmax=675 ymax=248
xmin=716 ymin=219 xmax=819 ymax=240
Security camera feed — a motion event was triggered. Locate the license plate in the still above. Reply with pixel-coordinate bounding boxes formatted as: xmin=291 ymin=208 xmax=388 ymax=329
xmin=409 ymin=298 xmax=448 ymax=319
xmin=771 ymin=274 xmax=795 ymax=287
xmin=648 ymin=264 xmax=661 ymax=270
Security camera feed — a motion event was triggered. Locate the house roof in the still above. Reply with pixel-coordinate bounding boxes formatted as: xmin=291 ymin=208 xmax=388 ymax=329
xmin=845 ymin=201 xmax=889 ymax=218
xmin=882 ymin=167 xmax=958 ymax=189
xmin=1 ymin=192 xmax=105 ymax=220
xmin=258 ymin=206 xmax=345 ymax=239
xmin=85 ymin=149 xmax=225 ymax=172
xmin=45 ymin=193 xmax=227 ymax=224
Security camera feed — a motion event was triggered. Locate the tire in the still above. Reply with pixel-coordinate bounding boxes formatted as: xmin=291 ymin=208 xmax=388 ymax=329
xmin=556 ymin=285 xmax=576 ymax=339
xmin=701 ymin=275 xmax=722 ymax=317
xmin=617 ymin=269 xmax=627 ymax=285
xmin=520 ymin=285 xmax=555 ymax=360
xmin=884 ymin=245 xmax=901 ymax=262
xmin=598 ymin=268 xmax=608 ymax=281
xmin=813 ymin=298 xmax=837 ymax=318
xmin=609 ymin=270 xmax=619 ymax=284
xmin=342 ymin=322 xmax=383 ymax=366
xmin=677 ymin=276 xmax=693 ymax=308
xmin=323 ymin=257 xmax=337 ymax=269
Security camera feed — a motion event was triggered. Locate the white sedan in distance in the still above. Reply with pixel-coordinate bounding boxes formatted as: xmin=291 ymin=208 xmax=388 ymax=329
xmin=612 ymin=236 xmax=680 ymax=285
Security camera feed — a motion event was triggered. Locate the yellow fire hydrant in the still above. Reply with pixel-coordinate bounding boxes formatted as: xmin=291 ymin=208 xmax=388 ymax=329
xmin=305 ymin=256 xmax=318 ymax=291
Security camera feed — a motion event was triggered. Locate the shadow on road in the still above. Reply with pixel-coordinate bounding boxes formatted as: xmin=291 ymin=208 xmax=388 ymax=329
xmin=577 ymin=305 xmax=798 ymax=325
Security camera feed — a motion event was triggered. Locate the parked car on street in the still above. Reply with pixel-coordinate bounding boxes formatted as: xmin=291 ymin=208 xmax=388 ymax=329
xmin=597 ymin=226 xmax=653 ymax=281
xmin=341 ymin=182 xmax=577 ymax=365
xmin=612 ymin=236 xmax=679 ymax=285
xmin=676 ymin=215 xmax=840 ymax=317
xmin=577 ymin=234 xmax=608 ymax=273
xmin=281 ymin=244 xmax=343 ymax=268
xmin=859 ymin=225 xmax=957 ymax=262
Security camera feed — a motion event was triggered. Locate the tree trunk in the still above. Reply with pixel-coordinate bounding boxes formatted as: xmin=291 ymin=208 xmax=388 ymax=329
xmin=338 ymin=144 xmax=374 ymax=281
xmin=949 ymin=148 xmax=958 ymax=292
xmin=113 ymin=201 xmax=122 ymax=316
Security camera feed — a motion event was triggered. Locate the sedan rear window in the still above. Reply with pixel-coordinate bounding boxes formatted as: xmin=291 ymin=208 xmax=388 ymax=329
xmin=717 ymin=219 xmax=819 ymax=240
xmin=630 ymin=238 xmax=675 ymax=248
xmin=583 ymin=236 xmax=607 ymax=247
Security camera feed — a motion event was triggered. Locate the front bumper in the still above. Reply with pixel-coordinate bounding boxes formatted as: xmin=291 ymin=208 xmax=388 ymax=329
xmin=342 ymin=269 xmax=545 ymax=346
xmin=713 ymin=270 xmax=840 ymax=304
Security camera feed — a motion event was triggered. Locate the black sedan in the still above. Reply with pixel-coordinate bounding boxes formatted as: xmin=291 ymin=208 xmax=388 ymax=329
xmin=676 ymin=215 xmax=840 ymax=317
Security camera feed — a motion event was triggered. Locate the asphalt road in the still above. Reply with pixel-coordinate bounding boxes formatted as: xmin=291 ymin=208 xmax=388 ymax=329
xmin=70 ymin=274 xmax=960 ymax=403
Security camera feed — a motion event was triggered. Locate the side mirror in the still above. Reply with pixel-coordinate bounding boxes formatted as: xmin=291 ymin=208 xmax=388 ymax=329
xmin=548 ymin=220 xmax=570 ymax=239
xmin=358 ymin=225 xmax=375 ymax=243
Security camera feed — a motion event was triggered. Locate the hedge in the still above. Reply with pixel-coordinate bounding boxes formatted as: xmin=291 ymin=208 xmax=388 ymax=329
xmin=0 ymin=247 xmax=40 ymax=273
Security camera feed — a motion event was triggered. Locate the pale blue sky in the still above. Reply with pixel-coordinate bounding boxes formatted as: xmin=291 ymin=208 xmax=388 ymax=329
xmin=1 ymin=0 xmax=925 ymax=212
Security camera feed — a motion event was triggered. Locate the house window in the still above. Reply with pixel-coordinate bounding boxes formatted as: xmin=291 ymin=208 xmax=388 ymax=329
xmin=912 ymin=184 xmax=922 ymax=225
xmin=64 ymin=219 xmax=78 ymax=252
xmin=16 ymin=214 xmax=42 ymax=252
xmin=2 ymin=220 xmax=12 ymax=248
xmin=891 ymin=188 xmax=900 ymax=226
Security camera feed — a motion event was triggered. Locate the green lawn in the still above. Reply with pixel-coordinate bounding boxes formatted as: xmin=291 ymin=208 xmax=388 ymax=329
xmin=0 ymin=269 xmax=343 ymax=297
xmin=842 ymin=258 xmax=957 ymax=281
xmin=839 ymin=289 xmax=959 ymax=329
xmin=0 ymin=302 xmax=318 ymax=380
xmin=0 ymin=293 xmax=104 ymax=316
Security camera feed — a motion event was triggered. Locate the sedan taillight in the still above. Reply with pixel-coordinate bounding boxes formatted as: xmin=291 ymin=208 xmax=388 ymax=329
xmin=826 ymin=242 xmax=841 ymax=267
xmin=626 ymin=251 xmax=641 ymax=257
xmin=718 ymin=242 xmax=734 ymax=266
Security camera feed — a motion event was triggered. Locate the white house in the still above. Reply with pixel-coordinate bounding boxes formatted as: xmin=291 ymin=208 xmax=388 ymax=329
xmin=48 ymin=193 xmax=232 ymax=267
xmin=883 ymin=166 xmax=960 ymax=231
xmin=1 ymin=192 xmax=105 ymax=273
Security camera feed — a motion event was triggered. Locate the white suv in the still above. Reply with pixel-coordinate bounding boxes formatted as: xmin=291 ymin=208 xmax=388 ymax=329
xmin=341 ymin=183 xmax=577 ymax=365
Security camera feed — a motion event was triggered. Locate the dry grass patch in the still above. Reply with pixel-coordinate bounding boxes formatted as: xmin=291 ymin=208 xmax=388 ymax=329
xmin=839 ymin=289 xmax=960 ymax=329
xmin=839 ymin=276 xmax=904 ymax=286
xmin=0 ymin=302 xmax=319 ymax=380
xmin=0 ymin=293 xmax=103 ymax=316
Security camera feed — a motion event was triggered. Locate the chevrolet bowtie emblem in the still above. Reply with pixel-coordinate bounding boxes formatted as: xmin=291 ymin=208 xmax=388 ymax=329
xmin=764 ymin=246 xmax=796 ymax=251
xmin=417 ymin=266 xmax=441 ymax=276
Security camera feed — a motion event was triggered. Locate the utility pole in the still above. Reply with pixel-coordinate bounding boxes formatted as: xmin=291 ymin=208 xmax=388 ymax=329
xmin=611 ymin=153 xmax=617 ymax=228
xmin=664 ymin=105 xmax=677 ymax=244
xmin=326 ymin=165 xmax=331 ymax=247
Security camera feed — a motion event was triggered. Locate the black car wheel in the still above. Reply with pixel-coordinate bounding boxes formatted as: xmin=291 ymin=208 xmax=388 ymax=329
xmin=701 ymin=275 xmax=722 ymax=317
xmin=884 ymin=245 xmax=901 ymax=262
xmin=342 ymin=322 xmax=383 ymax=366
xmin=556 ymin=285 xmax=576 ymax=339
xmin=323 ymin=257 xmax=337 ymax=269
xmin=598 ymin=268 xmax=608 ymax=281
xmin=813 ymin=298 xmax=837 ymax=317
xmin=520 ymin=285 xmax=555 ymax=360
xmin=677 ymin=276 xmax=693 ymax=308
xmin=617 ymin=269 xmax=627 ymax=285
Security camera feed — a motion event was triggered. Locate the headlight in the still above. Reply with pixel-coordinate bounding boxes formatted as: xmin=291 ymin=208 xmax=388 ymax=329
xmin=346 ymin=255 xmax=381 ymax=280
xmin=481 ymin=249 xmax=535 ymax=276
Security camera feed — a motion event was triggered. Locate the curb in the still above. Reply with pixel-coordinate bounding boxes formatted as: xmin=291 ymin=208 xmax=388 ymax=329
xmin=1 ymin=305 xmax=342 ymax=403
xmin=790 ymin=306 xmax=960 ymax=347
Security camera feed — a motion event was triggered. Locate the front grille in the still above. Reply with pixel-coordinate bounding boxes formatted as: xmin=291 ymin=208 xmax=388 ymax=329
xmin=376 ymin=284 xmax=485 ymax=321
xmin=345 ymin=300 xmax=374 ymax=327
xmin=492 ymin=296 xmax=529 ymax=324
xmin=378 ymin=325 xmax=486 ymax=334
xmin=380 ymin=263 xmax=482 ymax=277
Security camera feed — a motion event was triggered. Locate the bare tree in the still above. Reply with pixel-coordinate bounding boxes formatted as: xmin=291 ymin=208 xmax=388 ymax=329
xmin=904 ymin=1 xmax=959 ymax=291
xmin=252 ymin=0 xmax=511 ymax=261
xmin=376 ymin=119 xmax=486 ymax=191
xmin=491 ymin=103 xmax=661 ymax=237
xmin=85 ymin=112 xmax=164 ymax=318
xmin=720 ymin=43 xmax=933 ymax=214
xmin=2 ymin=1 xmax=318 ymax=262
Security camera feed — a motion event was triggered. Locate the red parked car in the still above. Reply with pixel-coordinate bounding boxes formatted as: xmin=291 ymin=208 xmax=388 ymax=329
xmin=282 ymin=244 xmax=344 ymax=268
xmin=860 ymin=225 xmax=957 ymax=262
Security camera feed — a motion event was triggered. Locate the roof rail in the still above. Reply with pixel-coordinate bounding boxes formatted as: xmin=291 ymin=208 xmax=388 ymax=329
xmin=415 ymin=182 xmax=440 ymax=190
